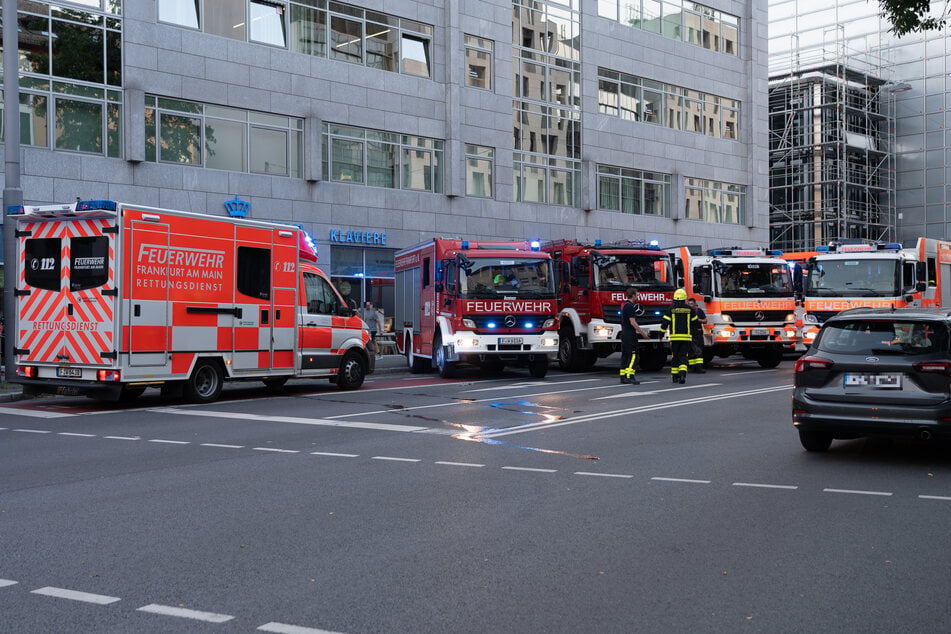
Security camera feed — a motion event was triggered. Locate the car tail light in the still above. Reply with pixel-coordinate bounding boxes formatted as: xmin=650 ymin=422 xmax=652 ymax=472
xmin=794 ymin=355 xmax=834 ymax=373
xmin=913 ymin=361 xmax=951 ymax=376
xmin=97 ymin=369 xmax=121 ymax=382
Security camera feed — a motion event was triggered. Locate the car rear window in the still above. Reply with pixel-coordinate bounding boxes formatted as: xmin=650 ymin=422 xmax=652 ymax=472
xmin=816 ymin=320 xmax=949 ymax=356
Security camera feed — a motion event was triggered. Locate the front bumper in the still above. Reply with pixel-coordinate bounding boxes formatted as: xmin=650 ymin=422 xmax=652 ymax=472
xmin=445 ymin=332 xmax=559 ymax=362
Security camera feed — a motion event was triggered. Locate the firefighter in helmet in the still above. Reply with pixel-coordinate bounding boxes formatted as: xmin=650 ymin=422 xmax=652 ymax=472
xmin=661 ymin=288 xmax=697 ymax=384
xmin=619 ymin=287 xmax=650 ymax=385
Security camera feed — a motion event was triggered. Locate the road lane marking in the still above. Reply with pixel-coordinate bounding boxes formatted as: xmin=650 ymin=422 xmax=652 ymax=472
xmin=592 ymin=383 xmax=719 ymax=400
xmin=148 ymin=439 xmax=190 ymax=445
xmin=823 ymin=488 xmax=893 ymax=497
xmin=311 ymin=451 xmax=359 ymax=458
xmin=919 ymin=495 xmax=951 ymax=501
xmin=258 ymin=622 xmax=343 ymax=634
xmin=372 ymin=456 xmax=421 ymax=462
xmin=104 ymin=436 xmax=140 ymax=441
xmin=137 ymin=604 xmax=234 ymax=623
xmin=0 ymin=406 xmax=74 ymax=419
xmin=0 ymin=579 xmax=18 ymax=588
xmin=575 ymin=472 xmax=634 ymax=479
xmin=201 ymin=443 xmax=244 ymax=449
xmin=149 ymin=407 xmax=428 ymax=433
xmin=479 ymin=385 xmax=791 ymax=438
xmin=13 ymin=428 xmax=51 ymax=434
xmin=435 ymin=461 xmax=485 ymax=468
xmin=652 ymin=477 xmax=711 ymax=484
xmin=719 ymin=369 xmax=776 ymax=376
xmin=58 ymin=432 xmax=96 ymax=437
xmin=31 ymin=586 xmax=121 ymax=605
xmin=253 ymin=447 xmax=299 ymax=453
xmin=733 ymin=482 xmax=798 ymax=490
xmin=502 ymin=466 xmax=557 ymax=473
xmin=463 ymin=378 xmax=599 ymax=393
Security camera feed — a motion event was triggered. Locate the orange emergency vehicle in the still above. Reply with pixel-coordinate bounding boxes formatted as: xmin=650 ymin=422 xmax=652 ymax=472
xmin=12 ymin=200 xmax=371 ymax=402
xmin=394 ymin=238 xmax=559 ymax=378
xmin=671 ymin=246 xmax=798 ymax=368
xmin=542 ymin=239 xmax=674 ymax=371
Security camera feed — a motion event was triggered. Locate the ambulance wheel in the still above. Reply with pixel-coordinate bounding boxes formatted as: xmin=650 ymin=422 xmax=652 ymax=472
xmin=119 ymin=386 xmax=146 ymax=401
xmin=433 ymin=334 xmax=454 ymax=378
xmin=528 ymin=359 xmax=548 ymax=379
xmin=263 ymin=377 xmax=288 ymax=393
xmin=757 ymin=348 xmax=784 ymax=369
xmin=336 ymin=351 xmax=366 ymax=390
xmin=184 ymin=360 xmax=223 ymax=403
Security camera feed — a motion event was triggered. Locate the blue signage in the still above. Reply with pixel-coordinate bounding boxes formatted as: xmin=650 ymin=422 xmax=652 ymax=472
xmin=330 ymin=229 xmax=386 ymax=246
xmin=225 ymin=195 xmax=250 ymax=218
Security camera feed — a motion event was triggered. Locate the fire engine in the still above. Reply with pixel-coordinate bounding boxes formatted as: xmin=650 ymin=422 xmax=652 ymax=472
xmin=394 ymin=238 xmax=559 ymax=378
xmin=671 ymin=246 xmax=798 ymax=368
xmin=12 ymin=200 xmax=372 ymax=402
xmin=542 ymin=239 xmax=674 ymax=371
xmin=800 ymin=238 xmax=951 ymax=345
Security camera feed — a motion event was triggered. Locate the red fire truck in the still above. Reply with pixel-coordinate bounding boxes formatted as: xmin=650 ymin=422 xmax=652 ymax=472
xmin=394 ymin=238 xmax=559 ymax=378
xmin=12 ymin=200 xmax=372 ymax=402
xmin=542 ymin=239 xmax=674 ymax=371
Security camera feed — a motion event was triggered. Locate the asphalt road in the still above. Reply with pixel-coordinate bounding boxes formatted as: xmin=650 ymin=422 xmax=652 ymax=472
xmin=1 ymin=356 xmax=951 ymax=633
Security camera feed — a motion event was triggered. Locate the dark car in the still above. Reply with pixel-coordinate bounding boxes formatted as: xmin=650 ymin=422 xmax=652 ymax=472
xmin=793 ymin=307 xmax=951 ymax=452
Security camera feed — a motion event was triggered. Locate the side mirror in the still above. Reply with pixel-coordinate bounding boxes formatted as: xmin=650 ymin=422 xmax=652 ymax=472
xmin=703 ymin=295 xmax=713 ymax=303
xmin=916 ymin=281 xmax=927 ymax=292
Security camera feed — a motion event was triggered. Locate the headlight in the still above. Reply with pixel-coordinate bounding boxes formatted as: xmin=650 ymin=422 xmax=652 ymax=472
xmin=456 ymin=337 xmax=479 ymax=348
xmin=541 ymin=337 xmax=558 ymax=347
xmin=593 ymin=325 xmax=613 ymax=338
xmin=542 ymin=318 xmax=556 ymax=329
xmin=803 ymin=314 xmax=818 ymax=324
xmin=786 ymin=314 xmax=795 ymax=323
xmin=719 ymin=314 xmax=732 ymax=323
xmin=462 ymin=318 xmax=476 ymax=329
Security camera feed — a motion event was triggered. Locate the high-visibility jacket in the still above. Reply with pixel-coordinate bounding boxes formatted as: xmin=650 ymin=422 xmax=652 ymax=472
xmin=661 ymin=301 xmax=696 ymax=341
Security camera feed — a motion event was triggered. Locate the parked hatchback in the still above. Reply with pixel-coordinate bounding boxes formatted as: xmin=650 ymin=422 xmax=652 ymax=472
xmin=793 ymin=307 xmax=951 ymax=452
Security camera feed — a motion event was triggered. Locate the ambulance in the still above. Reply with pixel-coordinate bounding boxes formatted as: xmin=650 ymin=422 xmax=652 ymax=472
xmin=671 ymin=246 xmax=798 ymax=368
xmin=800 ymin=238 xmax=951 ymax=345
xmin=394 ymin=238 xmax=559 ymax=378
xmin=12 ymin=200 xmax=372 ymax=402
xmin=542 ymin=239 xmax=674 ymax=371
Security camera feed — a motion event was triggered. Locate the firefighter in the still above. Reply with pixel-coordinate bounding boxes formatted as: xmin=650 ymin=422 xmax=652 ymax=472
xmin=661 ymin=288 xmax=696 ymax=384
xmin=619 ymin=287 xmax=650 ymax=385
xmin=686 ymin=297 xmax=707 ymax=373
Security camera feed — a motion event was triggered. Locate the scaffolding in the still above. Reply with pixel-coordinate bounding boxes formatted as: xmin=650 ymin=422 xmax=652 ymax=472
xmin=768 ymin=34 xmax=897 ymax=252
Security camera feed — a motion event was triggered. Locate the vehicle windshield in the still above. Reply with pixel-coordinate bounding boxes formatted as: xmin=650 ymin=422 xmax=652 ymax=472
xmin=592 ymin=253 xmax=674 ymax=291
xmin=716 ymin=262 xmax=794 ymax=298
xmin=816 ymin=319 xmax=949 ymax=356
xmin=805 ymin=259 xmax=901 ymax=298
xmin=458 ymin=257 xmax=555 ymax=299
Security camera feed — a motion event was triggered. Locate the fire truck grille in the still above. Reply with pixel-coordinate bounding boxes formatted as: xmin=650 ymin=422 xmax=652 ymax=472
xmin=602 ymin=305 xmax=665 ymax=326
xmin=723 ymin=310 xmax=790 ymax=324
xmin=810 ymin=310 xmax=837 ymax=323
xmin=468 ymin=314 xmax=553 ymax=334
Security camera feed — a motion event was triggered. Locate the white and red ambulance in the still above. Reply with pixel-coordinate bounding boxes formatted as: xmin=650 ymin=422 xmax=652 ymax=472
xmin=394 ymin=238 xmax=559 ymax=378
xmin=12 ymin=200 xmax=371 ymax=402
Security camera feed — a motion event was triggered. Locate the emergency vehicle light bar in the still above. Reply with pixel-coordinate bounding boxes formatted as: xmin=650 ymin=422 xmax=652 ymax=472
xmin=708 ymin=247 xmax=783 ymax=257
xmin=816 ymin=242 xmax=902 ymax=253
xmin=75 ymin=199 xmax=118 ymax=212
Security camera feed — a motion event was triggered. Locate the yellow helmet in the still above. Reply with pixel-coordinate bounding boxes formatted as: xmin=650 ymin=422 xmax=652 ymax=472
xmin=673 ymin=288 xmax=687 ymax=301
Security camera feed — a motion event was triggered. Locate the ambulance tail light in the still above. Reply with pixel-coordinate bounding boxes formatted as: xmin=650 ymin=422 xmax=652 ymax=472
xmin=97 ymin=369 xmax=121 ymax=382
xmin=17 ymin=365 xmax=38 ymax=378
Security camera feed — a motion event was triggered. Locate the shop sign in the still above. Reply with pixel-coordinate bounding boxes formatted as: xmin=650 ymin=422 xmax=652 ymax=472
xmin=330 ymin=229 xmax=387 ymax=246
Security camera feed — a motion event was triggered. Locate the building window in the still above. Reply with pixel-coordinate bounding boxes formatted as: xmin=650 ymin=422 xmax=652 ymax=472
xmin=158 ymin=0 xmax=199 ymax=29
xmin=323 ymin=124 xmax=444 ymax=193
xmin=598 ymin=0 xmax=738 ymax=56
xmin=466 ymin=144 xmax=494 ymax=198
xmin=684 ymin=178 xmax=746 ymax=224
xmin=597 ymin=165 xmax=671 ymax=216
xmin=465 ymin=35 xmax=494 ymax=90
xmin=145 ymin=96 xmax=303 ymax=177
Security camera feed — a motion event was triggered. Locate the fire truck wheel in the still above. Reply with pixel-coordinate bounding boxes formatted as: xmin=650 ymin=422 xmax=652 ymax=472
xmin=406 ymin=335 xmax=427 ymax=374
xmin=184 ymin=360 xmax=224 ymax=403
xmin=433 ymin=335 xmax=454 ymax=378
xmin=528 ymin=359 xmax=548 ymax=378
xmin=557 ymin=333 xmax=581 ymax=371
xmin=336 ymin=351 xmax=366 ymax=390
xmin=757 ymin=348 xmax=784 ymax=369
xmin=637 ymin=347 xmax=667 ymax=372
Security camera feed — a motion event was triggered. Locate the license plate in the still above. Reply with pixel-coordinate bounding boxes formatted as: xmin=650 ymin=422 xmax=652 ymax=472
xmin=499 ymin=337 xmax=523 ymax=345
xmin=844 ymin=373 xmax=902 ymax=389
xmin=751 ymin=328 xmax=770 ymax=336
xmin=57 ymin=367 xmax=82 ymax=378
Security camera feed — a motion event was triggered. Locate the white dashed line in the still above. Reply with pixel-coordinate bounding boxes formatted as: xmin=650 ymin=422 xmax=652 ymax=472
xmin=733 ymin=482 xmax=798 ymax=490
xmin=148 ymin=439 xmax=191 ymax=445
xmin=258 ymin=621 xmax=343 ymax=634
xmin=575 ymin=472 xmax=634 ymax=479
xmin=651 ymin=477 xmax=711 ymax=484
xmin=13 ymin=428 xmax=51 ymax=434
xmin=311 ymin=451 xmax=359 ymax=458
xmin=824 ymin=488 xmax=893 ymax=497
xmin=104 ymin=436 xmax=139 ymax=441
xmin=58 ymin=432 xmax=96 ymax=437
xmin=150 ymin=407 xmax=428 ymax=433
xmin=372 ymin=456 xmax=421 ymax=462
xmin=31 ymin=586 xmax=121 ymax=605
xmin=137 ymin=604 xmax=234 ymax=623
xmin=502 ymin=466 xmax=557 ymax=473
xmin=435 ymin=461 xmax=485 ymax=468
xmin=200 ymin=443 xmax=244 ymax=449
xmin=253 ymin=448 xmax=299 ymax=453
xmin=919 ymin=495 xmax=951 ymax=501
xmin=0 ymin=406 xmax=74 ymax=418
xmin=0 ymin=579 xmax=18 ymax=588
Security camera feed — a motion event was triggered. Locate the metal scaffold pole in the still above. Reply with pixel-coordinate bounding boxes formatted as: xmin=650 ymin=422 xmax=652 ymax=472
xmin=2 ymin=0 xmax=23 ymax=378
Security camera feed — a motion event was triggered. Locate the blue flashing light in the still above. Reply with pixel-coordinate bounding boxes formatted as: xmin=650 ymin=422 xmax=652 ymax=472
xmin=649 ymin=239 xmax=660 ymax=248
xmin=76 ymin=199 xmax=117 ymax=212
xmin=884 ymin=243 xmax=902 ymax=250
xmin=709 ymin=249 xmax=728 ymax=256
xmin=595 ymin=239 xmax=602 ymax=247
xmin=768 ymin=250 xmax=783 ymax=256
xmin=530 ymin=239 xmax=541 ymax=251
xmin=487 ymin=322 xmax=497 ymax=329
xmin=816 ymin=245 xmax=830 ymax=252
xmin=461 ymin=240 xmax=470 ymax=249
xmin=524 ymin=321 xmax=534 ymax=328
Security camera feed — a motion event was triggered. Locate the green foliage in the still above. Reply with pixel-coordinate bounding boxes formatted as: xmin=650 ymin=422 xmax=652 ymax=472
xmin=880 ymin=0 xmax=949 ymax=36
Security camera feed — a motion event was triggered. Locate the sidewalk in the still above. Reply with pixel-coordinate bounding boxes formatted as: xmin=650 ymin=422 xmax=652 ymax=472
xmin=0 ymin=353 xmax=410 ymax=403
